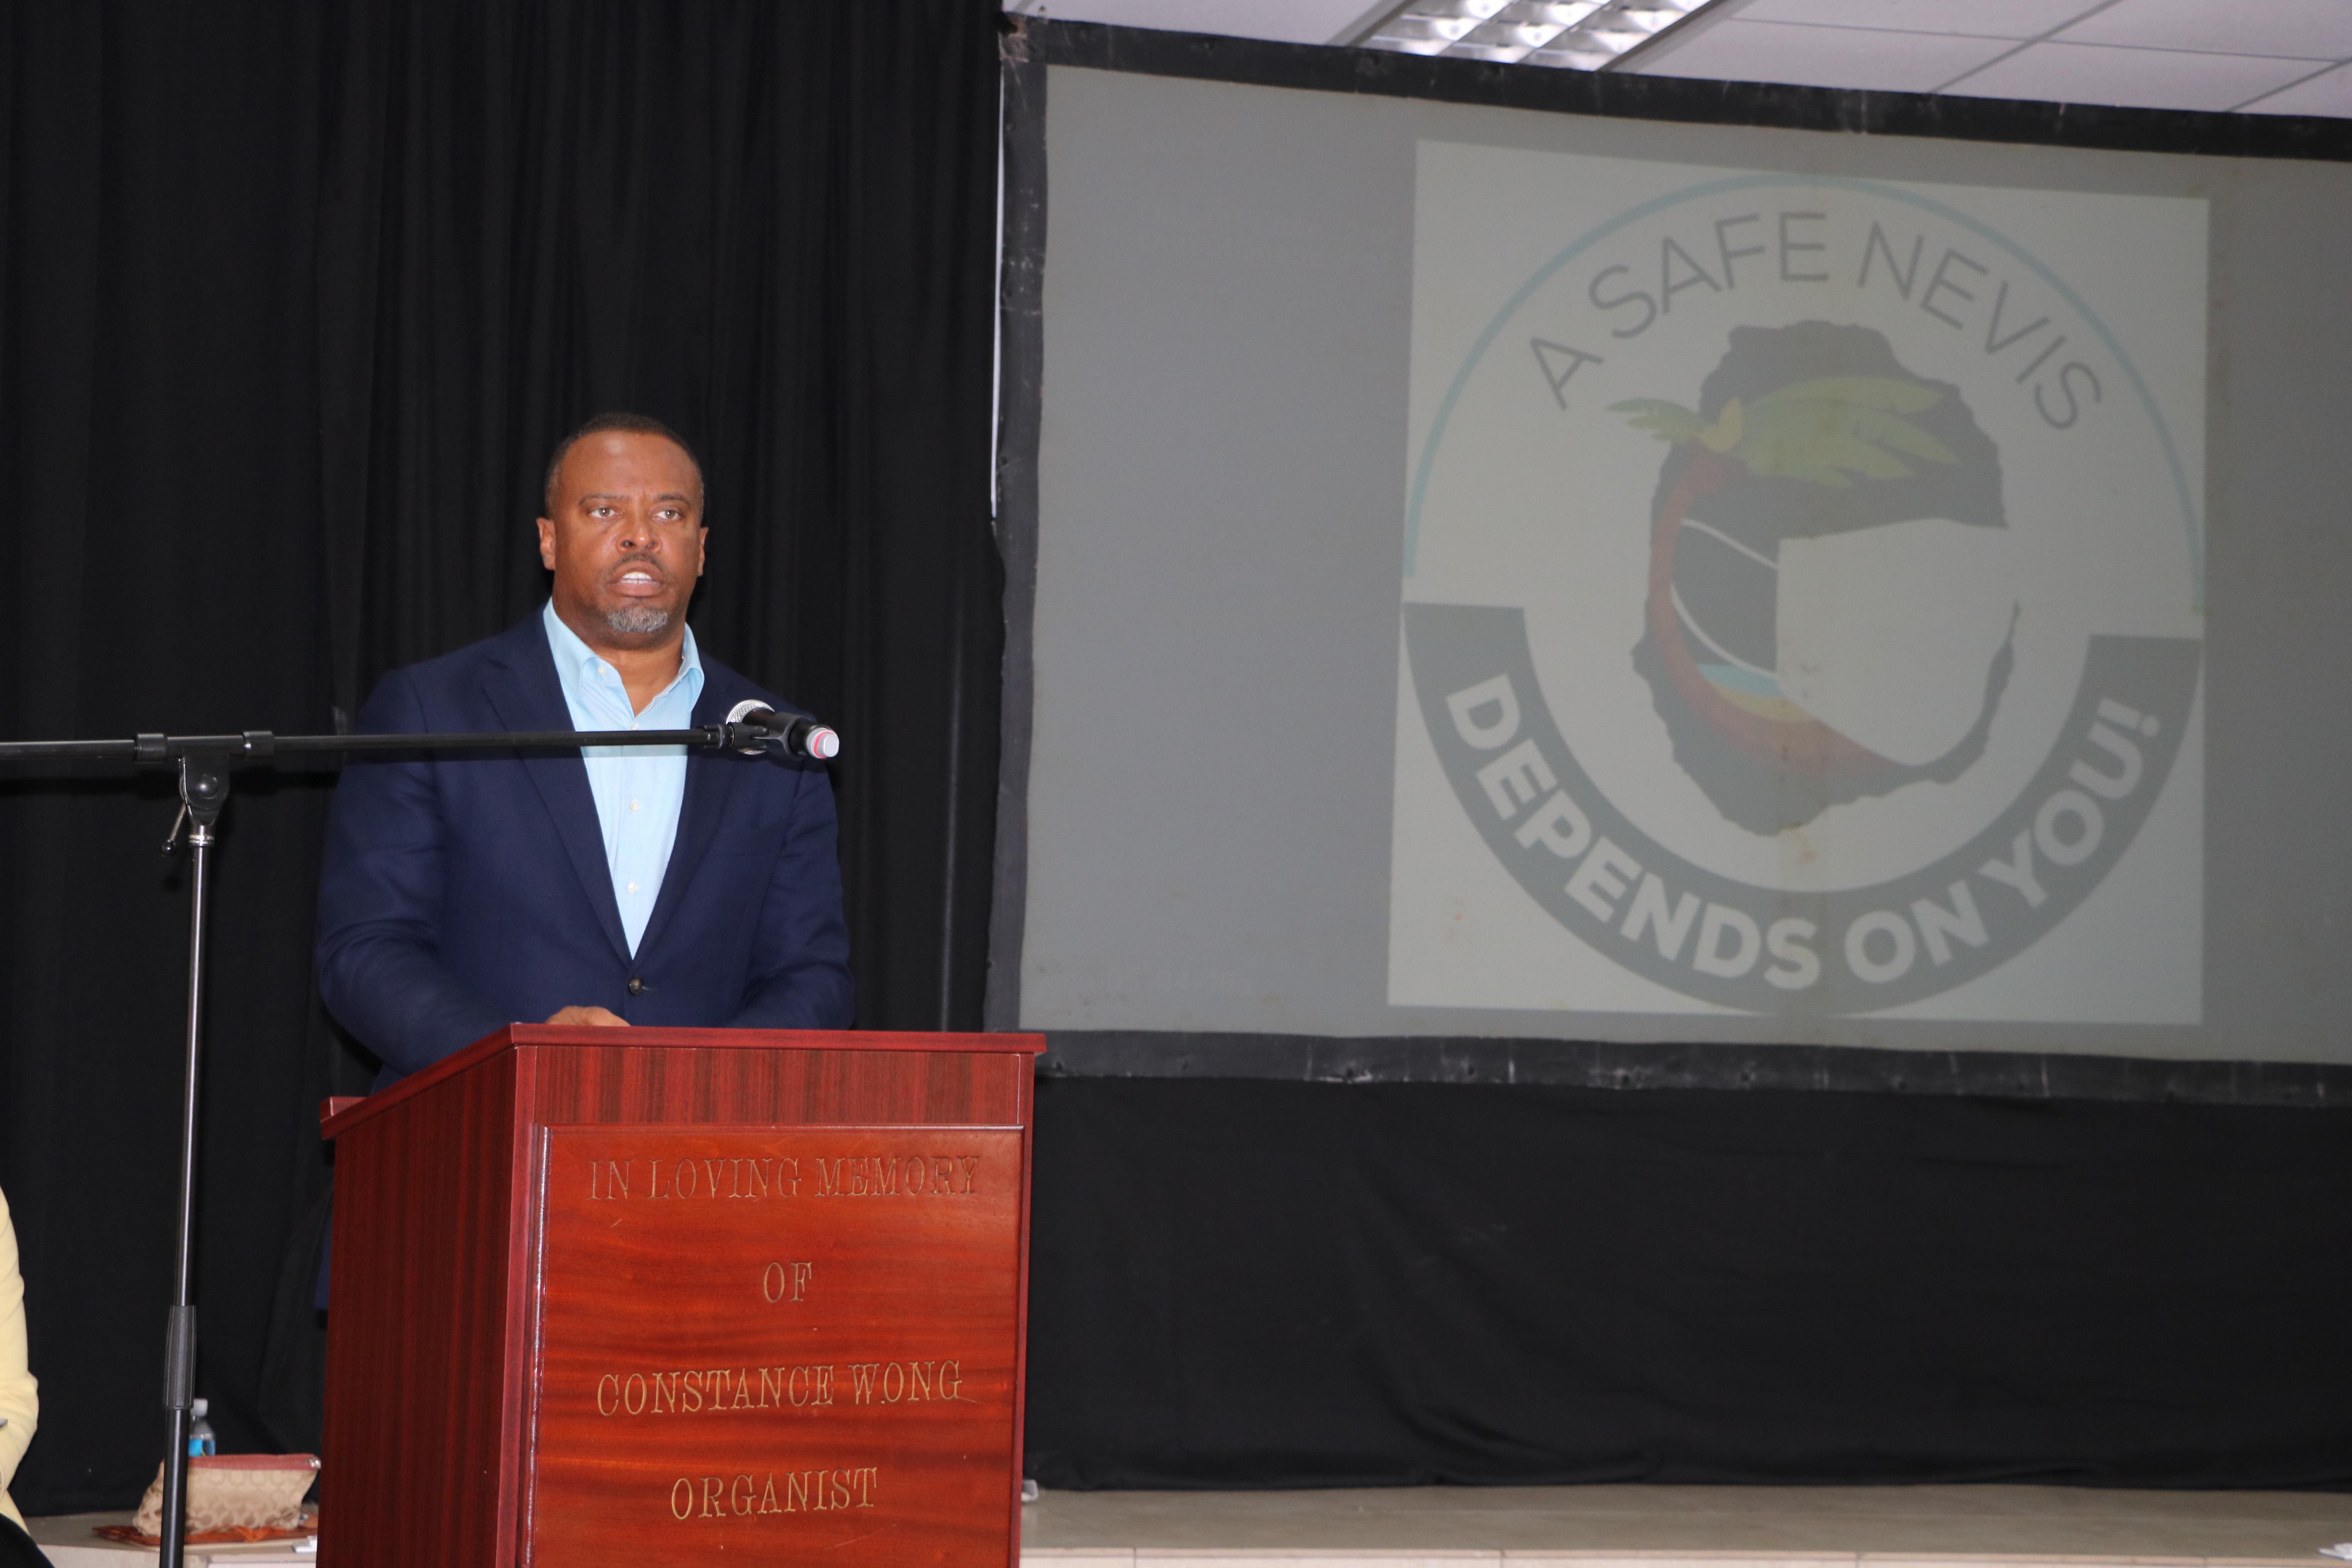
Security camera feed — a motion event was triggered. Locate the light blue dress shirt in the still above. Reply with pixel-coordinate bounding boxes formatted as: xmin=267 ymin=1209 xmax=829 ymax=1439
xmin=542 ymin=600 xmax=706 ymax=956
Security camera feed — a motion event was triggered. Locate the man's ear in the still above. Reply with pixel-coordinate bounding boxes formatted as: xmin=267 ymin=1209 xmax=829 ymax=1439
xmin=697 ymin=526 xmax=709 ymax=577
xmin=536 ymin=516 xmax=557 ymax=570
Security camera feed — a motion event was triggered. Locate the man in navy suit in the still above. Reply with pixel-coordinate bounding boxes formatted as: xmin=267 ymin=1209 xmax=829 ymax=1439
xmin=316 ymin=413 xmax=854 ymax=1079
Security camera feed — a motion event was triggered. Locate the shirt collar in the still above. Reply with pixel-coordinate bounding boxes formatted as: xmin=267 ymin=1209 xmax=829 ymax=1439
xmin=541 ymin=599 xmax=703 ymax=706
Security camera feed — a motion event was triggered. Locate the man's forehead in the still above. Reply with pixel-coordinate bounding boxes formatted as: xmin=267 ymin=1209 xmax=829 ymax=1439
xmin=557 ymin=432 xmax=702 ymax=499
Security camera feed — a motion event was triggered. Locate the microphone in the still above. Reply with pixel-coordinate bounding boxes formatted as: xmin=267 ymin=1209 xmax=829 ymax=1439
xmin=723 ymin=700 xmax=842 ymax=761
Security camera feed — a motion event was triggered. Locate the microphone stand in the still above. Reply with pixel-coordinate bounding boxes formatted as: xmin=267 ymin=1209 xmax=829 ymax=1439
xmin=0 ymin=715 xmax=827 ymax=1568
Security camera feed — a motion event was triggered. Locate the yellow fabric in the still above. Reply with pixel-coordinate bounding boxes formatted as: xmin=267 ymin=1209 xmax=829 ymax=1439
xmin=0 ymin=1186 xmax=36 ymax=1530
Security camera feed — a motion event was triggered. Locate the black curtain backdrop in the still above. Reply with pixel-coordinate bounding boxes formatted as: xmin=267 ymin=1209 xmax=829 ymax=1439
xmin=1024 ymin=1077 xmax=2352 ymax=1490
xmin=0 ymin=0 xmax=1000 ymax=1513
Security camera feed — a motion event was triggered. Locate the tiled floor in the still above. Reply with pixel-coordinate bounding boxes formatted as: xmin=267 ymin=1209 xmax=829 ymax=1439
xmin=29 ymin=1486 xmax=2352 ymax=1565
xmin=1019 ymin=1485 xmax=2352 ymax=1563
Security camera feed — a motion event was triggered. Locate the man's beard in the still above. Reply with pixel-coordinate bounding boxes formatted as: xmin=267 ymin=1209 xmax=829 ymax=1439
xmin=604 ymin=604 xmax=672 ymax=635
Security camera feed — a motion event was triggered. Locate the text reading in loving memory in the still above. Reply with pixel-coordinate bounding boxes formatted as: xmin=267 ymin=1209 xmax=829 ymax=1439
xmin=586 ymin=1152 xmax=984 ymax=1202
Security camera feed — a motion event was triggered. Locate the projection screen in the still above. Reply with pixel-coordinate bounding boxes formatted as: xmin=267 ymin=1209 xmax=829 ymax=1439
xmin=996 ymin=43 xmax=2352 ymax=1070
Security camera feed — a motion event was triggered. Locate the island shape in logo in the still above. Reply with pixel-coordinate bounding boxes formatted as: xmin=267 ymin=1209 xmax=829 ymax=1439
xmin=1619 ymin=322 xmax=2015 ymax=835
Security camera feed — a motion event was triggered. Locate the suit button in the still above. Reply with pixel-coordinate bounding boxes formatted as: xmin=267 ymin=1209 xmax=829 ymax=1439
xmin=627 ymin=978 xmax=644 ymax=995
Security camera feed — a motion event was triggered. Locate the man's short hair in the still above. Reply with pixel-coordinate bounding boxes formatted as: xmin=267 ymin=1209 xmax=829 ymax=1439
xmin=542 ymin=412 xmax=706 ymax=516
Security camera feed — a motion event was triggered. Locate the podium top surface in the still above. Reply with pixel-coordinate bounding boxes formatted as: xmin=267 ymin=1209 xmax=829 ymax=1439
xmin=319 ymin=1024 xmax=1047 ymax=1140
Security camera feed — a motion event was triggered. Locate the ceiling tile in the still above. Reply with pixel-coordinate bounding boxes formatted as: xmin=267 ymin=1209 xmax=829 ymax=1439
xmin=1948 ymin=38 xmax=2327 ymax=109
xmin=1004 ymin=0 xmax=1386 ymax=46
xmin=2238 ymin=59 xmax=2352 ymax=113
xmin=1735 ymin=0 xmax=2108 ymax=42
xmin=2055 ymin=0 xmax=2352 ymax=61
xmin=1632 ymin=19 xmax=2017 ymax=91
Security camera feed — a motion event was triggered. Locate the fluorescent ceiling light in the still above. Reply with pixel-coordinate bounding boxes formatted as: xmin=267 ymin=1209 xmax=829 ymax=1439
xmin=1355 ymin=0 xmax=1733 ymax=69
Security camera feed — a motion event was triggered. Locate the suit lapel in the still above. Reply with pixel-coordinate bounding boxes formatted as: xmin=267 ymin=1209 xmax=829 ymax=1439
xmin=482 ymin=629 xmax=633 ymax=967
xmin=635 ymin=684 xmax=747 ymax=960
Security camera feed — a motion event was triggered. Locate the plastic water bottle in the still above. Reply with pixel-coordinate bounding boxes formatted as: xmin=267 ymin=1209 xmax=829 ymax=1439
xmin=187 ymin=1397 xmax=216 ymax=1457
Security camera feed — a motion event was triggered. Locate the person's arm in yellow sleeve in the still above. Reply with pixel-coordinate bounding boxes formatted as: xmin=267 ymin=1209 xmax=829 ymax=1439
xmin=0 ymin=1187 xmax=37 ymax=1530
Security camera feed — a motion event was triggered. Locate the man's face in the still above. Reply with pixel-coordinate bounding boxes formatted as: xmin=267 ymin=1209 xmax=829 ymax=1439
xmin=537 ymin=432 xmax=708 ymax=647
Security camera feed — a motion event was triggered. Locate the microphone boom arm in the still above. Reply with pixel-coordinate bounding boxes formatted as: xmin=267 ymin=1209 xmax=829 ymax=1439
xmin=0 ymin=720 xmax=838 ymax=765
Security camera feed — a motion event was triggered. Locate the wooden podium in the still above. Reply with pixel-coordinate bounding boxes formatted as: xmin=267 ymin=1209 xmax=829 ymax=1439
xmin=318 ymin=1024 xmax=1046 ymax=1568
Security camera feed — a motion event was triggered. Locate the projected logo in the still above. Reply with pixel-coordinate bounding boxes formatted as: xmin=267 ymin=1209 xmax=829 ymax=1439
xmin=1393 ymin=154 xmax=2204 ymax=1019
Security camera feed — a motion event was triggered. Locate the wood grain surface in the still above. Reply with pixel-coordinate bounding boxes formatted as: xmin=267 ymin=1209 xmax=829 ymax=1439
xmin=528 ymin=1127 xmax=1024 ymax=1564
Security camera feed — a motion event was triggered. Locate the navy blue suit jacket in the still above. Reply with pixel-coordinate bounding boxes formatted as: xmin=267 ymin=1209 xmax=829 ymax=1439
xmin=316 ymin=615 xmax=854 ymax=1078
